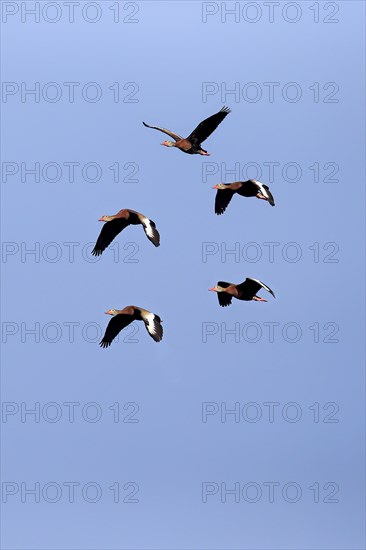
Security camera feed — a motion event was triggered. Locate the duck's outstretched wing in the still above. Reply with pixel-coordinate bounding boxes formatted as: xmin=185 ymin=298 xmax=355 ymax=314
xmin=252 ymin=180 xmax=275 ymax=206
xmin=100 ymin=314 xmax=133 ymax=348
xmin=142 ymin=122 xmax=182 ymax=142
xmin=215 ymin=188 xmax=235 ymax=215
xmin=217 ymin=281 xmax=234 ymax=307
xmin=133 ymin=212 xmax=160 ymax=247
xmin=187 ymin=107 xmax=231 ymax=145
xmin=92 ymin=218 xmax=129 ymax=256
xmin=237 ymin=278 xmax=276 ymax=298
xmin=140 ymin=310 xmax=163 ymax=342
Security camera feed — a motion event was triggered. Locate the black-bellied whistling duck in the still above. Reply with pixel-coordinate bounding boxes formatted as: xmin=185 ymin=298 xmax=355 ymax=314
xmin=100 ymin=306 xmax=163 ymax=348
xmin=213 ymin=180 xmax=275 ymax=215
xmin=143 ymin=107 xmax=231 ymax=156
xmin=92 ymin=209 xmax=160 ymax=256
xmin=209 ymin=277 xmax=275 ymax=307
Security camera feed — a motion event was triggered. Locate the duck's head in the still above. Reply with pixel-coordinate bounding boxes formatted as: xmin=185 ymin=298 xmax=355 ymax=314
xmin=213 ymin=183 xmax=227 ymax=190
xmin=161 ymin=140 xmax=175 ymax=147
xmin=98 ymin=215 xmax=114 ymax=222
xmin=209 ymin=285 xmax=225 ymax=292
xmin=105 ymin=309 xmax=118 ymax=315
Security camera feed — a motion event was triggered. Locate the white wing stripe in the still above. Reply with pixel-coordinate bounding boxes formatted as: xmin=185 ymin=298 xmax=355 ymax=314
xmin=145 ymin=312 xmax=156 ymax=335
xmin=253 ymin=180 xmax=269 ymax=198
xmin=144 ymin=220 xmax=154 ymax=239
xmin=247 ymin=277 xmax=271 ymax=293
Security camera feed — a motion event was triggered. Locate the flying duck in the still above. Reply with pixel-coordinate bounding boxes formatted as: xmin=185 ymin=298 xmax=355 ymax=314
xmin=209 ymin=277 xmax=275 ymax=307
xmin=100 ymin=306 xmax=163 ymax=348
xmin=213 ymin=180 xmax=275 ymax=215
xmin=143 ymin=107 xmax=231 ymax=155
xmin=92 ymin=209 xmax=160 ymax=256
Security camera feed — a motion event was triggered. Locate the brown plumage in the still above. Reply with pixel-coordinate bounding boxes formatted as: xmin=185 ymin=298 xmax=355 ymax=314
xmin=214 ymin=180 xmax=275 ymax=215
xmin=92 ymin=209 xmax=160 ymax=256
xmin=209 ymin=277 xmax=275 ymax=307
xmin=100 ymin=306 xmax=163 ymax=348
xmin=143 ymin=107 xmax=231 ymax=155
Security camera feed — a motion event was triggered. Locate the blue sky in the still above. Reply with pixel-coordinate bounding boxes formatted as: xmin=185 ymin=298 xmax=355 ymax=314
xmin=1 ymin=1 xmax=365 ymax=549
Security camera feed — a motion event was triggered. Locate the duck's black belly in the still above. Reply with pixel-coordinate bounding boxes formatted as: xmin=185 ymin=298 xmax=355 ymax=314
xmin=182 ymin=142 xmax=205 ymax=155
xmin=183 ymin=146 xmax=198 ymax=155
xmin=237 ymin=186 xmax=258 ymax=198
xmin=236 ymin=293 xmax=251 ymax=301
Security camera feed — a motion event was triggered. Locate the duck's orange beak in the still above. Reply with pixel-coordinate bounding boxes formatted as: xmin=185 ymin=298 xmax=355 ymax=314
xmin=209 ymin=287 xmax=217 ymax=291
xmin=99 ymin=217 xmax=105 ymax=221
xmin=105 ymin=310 xmax=112 ymax=314
xmin=213 ymin=185 xmax=219 ymax=189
